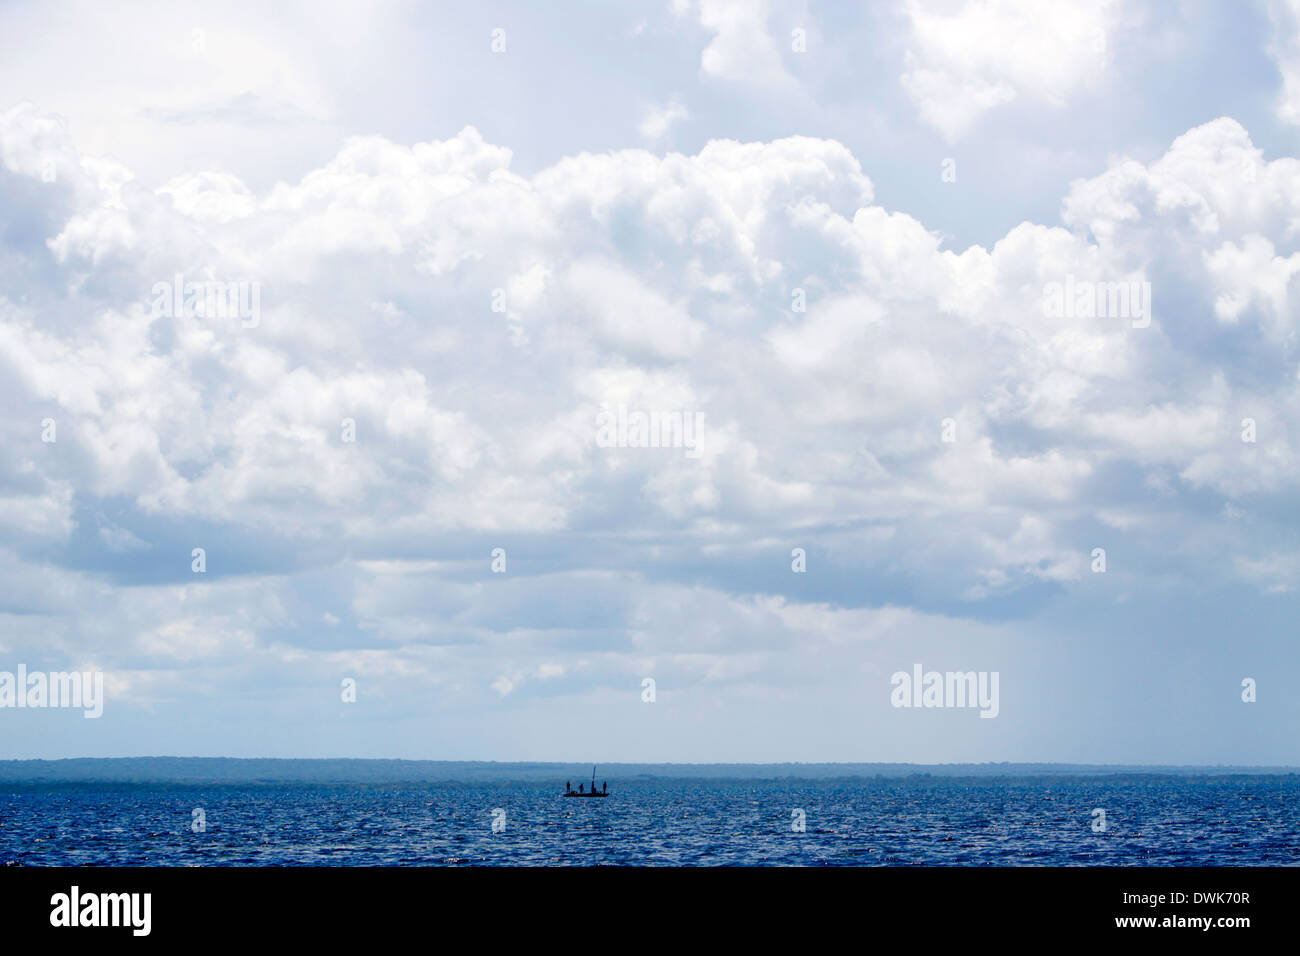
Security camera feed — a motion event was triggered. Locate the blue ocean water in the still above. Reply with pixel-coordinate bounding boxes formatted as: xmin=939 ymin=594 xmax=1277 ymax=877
xmin=2 ymin=778 xmax=1297 ymax=866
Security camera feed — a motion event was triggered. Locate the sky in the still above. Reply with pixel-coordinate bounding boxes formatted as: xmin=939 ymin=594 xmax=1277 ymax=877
xmin=1 ymin=0 xmax=1298 ymax=764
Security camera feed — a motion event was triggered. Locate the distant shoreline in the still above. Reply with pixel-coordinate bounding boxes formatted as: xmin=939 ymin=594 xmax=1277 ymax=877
xmin=1 ymin=757 xmax=1297 ymax=785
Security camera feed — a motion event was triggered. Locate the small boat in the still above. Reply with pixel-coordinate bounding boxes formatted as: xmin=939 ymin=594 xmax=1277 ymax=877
xmin=563 ymin=765 xmax=609 ymax=797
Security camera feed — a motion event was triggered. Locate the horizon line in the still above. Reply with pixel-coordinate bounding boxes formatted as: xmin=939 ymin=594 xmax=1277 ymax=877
xmin=3 ymin=756 xmax=1298 ymax=770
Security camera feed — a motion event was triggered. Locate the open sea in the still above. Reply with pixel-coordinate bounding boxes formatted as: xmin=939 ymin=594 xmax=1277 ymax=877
xmin=3 ymin=777 xmax=1298 ymax=866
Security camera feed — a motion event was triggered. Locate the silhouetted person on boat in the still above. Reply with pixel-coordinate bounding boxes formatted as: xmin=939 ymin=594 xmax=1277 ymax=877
xmin=579 ymin=783 xmax=584 ymax=793
xmin=566 ymin=781 xmax=570 ymax=793
xmin=602 ymin=781 xmax=607 ymax=794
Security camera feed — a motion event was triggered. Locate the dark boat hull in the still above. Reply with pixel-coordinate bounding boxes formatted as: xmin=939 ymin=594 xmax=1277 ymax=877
xmin=563 ymin=792 xmax=608 ymax=797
